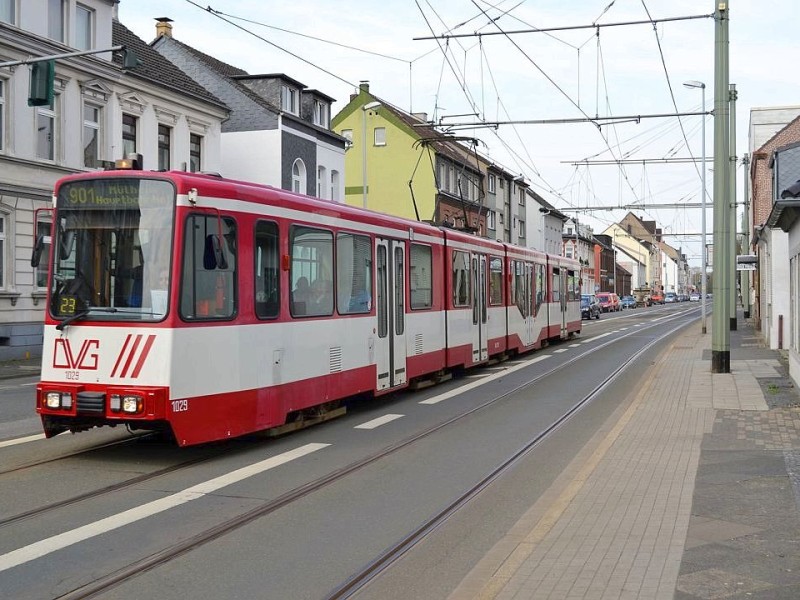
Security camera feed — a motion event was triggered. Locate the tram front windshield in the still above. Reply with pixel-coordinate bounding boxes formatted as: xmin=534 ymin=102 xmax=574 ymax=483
xmin=50 ymin=178 xmax=175 ymax=322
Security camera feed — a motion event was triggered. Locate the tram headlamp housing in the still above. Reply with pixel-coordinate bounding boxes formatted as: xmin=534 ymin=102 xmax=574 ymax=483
xmin=122 ymin=395 xmax=143 ymax=414
xmin=45 ymin=391 xmax=73 ymax=410
xmin=109 ymin=394 xmax=122 ymax=412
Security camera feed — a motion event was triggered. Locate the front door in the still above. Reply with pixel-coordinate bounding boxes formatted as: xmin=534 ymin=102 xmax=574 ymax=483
xmin=375 ymin=238 xmax=407 ymax=391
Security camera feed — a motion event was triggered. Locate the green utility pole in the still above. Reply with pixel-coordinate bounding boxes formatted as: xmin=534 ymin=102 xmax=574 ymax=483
xmin=742 ymin=153 xmax=751 ymax=318
xmin=712 ymin=1 xmax=731 ymax=373
xmin=729 ymin=83 xmax=738 ymax=331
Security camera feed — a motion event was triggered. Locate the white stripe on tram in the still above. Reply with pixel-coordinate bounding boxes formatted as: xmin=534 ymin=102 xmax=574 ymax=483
xmin=0 ymin=443 xmax=329 ymax=573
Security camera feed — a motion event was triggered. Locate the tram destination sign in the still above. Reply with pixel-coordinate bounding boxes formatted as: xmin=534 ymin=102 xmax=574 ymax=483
xmin=57 ymin=178 xmax=173 ymax=210
xmin=58 ymin=179 xmax=142 ymax=209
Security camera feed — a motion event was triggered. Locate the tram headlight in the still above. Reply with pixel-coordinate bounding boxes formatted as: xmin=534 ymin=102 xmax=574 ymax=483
xmin=109 ymin=394 xmax=122 ymax=412
xmin=45 ymin=392 xmax=61 ymax=409
xmin=122 ymin=395 xmax=143 ymax=414
xmin=44 ymin=391 xmax=73 ymax=410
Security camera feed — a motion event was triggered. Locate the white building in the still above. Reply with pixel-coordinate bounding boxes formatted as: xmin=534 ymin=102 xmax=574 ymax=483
xmin=0 ymin=0 xmax=228 ymax=358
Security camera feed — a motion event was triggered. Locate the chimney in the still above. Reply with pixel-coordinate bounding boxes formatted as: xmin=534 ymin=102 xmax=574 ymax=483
xmin=412 ymin=112 xmax=428 ymax=122
xmin=359 ymin=80 xmax=370 ymax=94
xmin=155 ymin=17 xmax=174 ymax=38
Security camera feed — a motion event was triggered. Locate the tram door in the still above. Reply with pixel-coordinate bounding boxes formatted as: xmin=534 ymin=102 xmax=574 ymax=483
xmin=523 ymin=262 xmax=535 ymax=346
xmin=558 ymin=269 xmax=569 ymax=338
xmin=375 ymin=239 xmax=407 ymax=391
xmin=471 ymin=254 xmax=488 ymax=363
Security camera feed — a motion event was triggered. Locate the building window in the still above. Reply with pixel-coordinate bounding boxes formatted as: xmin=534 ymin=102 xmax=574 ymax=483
xmin=122 ymin=113 xmax=137 ymax=158
xmin=292 ymin=158 xmax=306 ymax=194
xmin=36 ymin=97 xmax=58 ymax=161
xmin=374 ymin=127 xmax=386 ymax=146
xmin=317 ymin=165 xmax=326 ymax=198
xmin=518 ymin=219 xmax=526 ymax=238
xmin=157 ymin=124 xmax=171 ymax=170
xmin=0 ymin=214 xmax=4 ymax=288
xmin=518 ymin=188 xmax=526 ymax=206
xmin=0 ymin=0 xmax=15 ymax=24
xmin=35 ymin=220 xmax=51 ymax=290
xmin=487 ymin=210 xmax=496 ymax=230
xmin=313 ymin=100 xmax=329 ymax=127
xmin=189 ymin=133 xmax=202 ymax=172
xmin=0 ymin=79 xmax=5 ymax=152
xmin=48 ymin=0 xmax=65 ymax=42
xmin=75 ymin=4 xmax=93 ymax=50
xmin=487 ymin=173 xmax=496 ymax=193
xmin=83 ymin=103 xmax=101 ymax=168
xmin=330 ymin=170 xmax=340 ymax=202
xmin=281 ymin=85 xmax=298 ymax=114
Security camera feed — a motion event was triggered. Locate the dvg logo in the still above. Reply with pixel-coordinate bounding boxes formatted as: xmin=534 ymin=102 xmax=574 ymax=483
xmin=53 ymin=338 xmax=100 ymax=370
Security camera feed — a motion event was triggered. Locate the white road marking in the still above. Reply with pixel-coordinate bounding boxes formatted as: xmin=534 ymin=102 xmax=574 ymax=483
xmin=354 ymin=414 xmax=404 ymax=429
xmin=0 ymin=442 xmax=329 ymax=573
xmin=0 ymin=433 xmax=46 ymax=448
xmin=420 ymin=354 xmax=551 ymax=406
xmin=569 ymin=344 xmax=581 ymax=348
xmin=554 ymin=349 xmax=567 ymax=353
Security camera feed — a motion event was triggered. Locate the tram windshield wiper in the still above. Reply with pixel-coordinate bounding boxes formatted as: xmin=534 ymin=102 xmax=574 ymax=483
xmin=55 ymin=306 xmax=119 ymax=331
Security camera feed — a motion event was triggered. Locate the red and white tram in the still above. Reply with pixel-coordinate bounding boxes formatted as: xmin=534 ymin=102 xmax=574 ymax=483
xmin=34 ymin=170 xmax=581 ymax=446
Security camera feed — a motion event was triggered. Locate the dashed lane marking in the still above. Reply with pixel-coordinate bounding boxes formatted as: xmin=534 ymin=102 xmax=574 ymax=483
xmin=0 ymin=433 xmax=45 ymax=448
xmin=420 ymin=354 xmax=551 ymax=406
xmin=354 ymin=414 xmax=404 ymax=430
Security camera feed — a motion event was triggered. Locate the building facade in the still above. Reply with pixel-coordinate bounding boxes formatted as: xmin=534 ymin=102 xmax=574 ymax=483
xmin=149 ymin=19 xmax=345 ymax=200
xmin=0 ymin=1 xmax=228 ymax=358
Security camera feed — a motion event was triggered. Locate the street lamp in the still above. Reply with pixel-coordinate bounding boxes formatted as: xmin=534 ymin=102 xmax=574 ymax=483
xmin=684 ymin=80 xmax=707 ymax=334
xmin=362 ymin=101 xmax=381 ymax=208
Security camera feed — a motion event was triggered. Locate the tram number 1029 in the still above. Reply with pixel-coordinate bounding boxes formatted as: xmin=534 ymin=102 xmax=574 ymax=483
xmin=171 ymin=399 xmax=189 ymax=413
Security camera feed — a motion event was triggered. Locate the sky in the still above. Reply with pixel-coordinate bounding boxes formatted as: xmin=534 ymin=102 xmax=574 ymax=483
xmin=117 ymin=0 xmax=800 ymax=267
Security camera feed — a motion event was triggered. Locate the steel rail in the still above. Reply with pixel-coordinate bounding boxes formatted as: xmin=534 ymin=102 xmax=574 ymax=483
xmin=53 ymin=308 xmax=698 ymax=599
xmin=324 ymin=312 xmax=697 ymax=599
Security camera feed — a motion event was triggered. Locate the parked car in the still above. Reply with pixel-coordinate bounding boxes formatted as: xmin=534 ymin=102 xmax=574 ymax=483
xmin=620 ymin=295 xmax=637 ymax=309
xmin=581 ymin=294 xmax=601 ymax=320
xmin=650 ymin=292 xmax=665 ymax=304
xmin=664 ymin=292 xmax=677 ymax=303
xmin=596 ymin=292 xmax=620 ymax=312
xmin=689 ymin=292 xmax=701 ymax=302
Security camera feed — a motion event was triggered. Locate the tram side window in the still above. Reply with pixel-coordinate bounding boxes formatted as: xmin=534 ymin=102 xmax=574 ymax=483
xmin=290 ymin=225 xmax=333 ymax=317
xmin=552 ymin=269 xmax=560 ymax=304
xmin=410 ymin=243 xmax=432 ymax=309
xmin=535 ymin=264 xmax=545 ymax=315
xmin=180 ymin=215 xmax=237 ymax=320
xmin=567 ymin=270 xmax=578 ymax=301
xmin=515 ymin=261 xmax=528 ymax=318
xmin=489 ymin=257 xmax=503 ymax=305
xmin=255 ymin=220 xmax=279 ymax=319
xmin=337 ymin=232 xmax=372 ymax=314
xmin=452 ymin=250 xmax=470 ymax=307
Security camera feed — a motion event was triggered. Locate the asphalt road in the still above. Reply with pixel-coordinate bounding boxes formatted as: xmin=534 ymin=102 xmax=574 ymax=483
xmin=0 ymin=303 xmax=699 ymax=600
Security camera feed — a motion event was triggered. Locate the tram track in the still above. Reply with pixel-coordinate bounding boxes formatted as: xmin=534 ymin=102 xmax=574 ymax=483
xmin=51 ymin=308 xmax=697 ymax=600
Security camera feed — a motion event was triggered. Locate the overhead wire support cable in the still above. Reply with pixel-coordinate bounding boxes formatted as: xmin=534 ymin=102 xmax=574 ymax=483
xmin=413 ymin=13 xmax=713 ymax=41
xmin=429 ymin=110 xmax=708 ymax=129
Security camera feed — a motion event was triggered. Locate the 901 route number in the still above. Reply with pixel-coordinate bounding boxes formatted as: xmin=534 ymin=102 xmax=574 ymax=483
xmin=171 ymin=399 xmax=189 ymax=413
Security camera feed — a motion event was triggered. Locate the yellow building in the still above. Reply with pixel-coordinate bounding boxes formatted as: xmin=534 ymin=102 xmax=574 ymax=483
xmin=331 ymin=83 xmax=489 ymax=233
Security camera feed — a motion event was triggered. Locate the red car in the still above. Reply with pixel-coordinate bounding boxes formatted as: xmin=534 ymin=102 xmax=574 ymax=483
xmin=595 ymin=292 xmax=620 ymax=312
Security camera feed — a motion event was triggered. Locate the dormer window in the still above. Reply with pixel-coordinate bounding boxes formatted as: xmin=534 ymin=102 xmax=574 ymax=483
xmin=313 ymin=100 xmax=329 ymax=127
xmin=281 ymin=85 xmax=298 ymax=115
